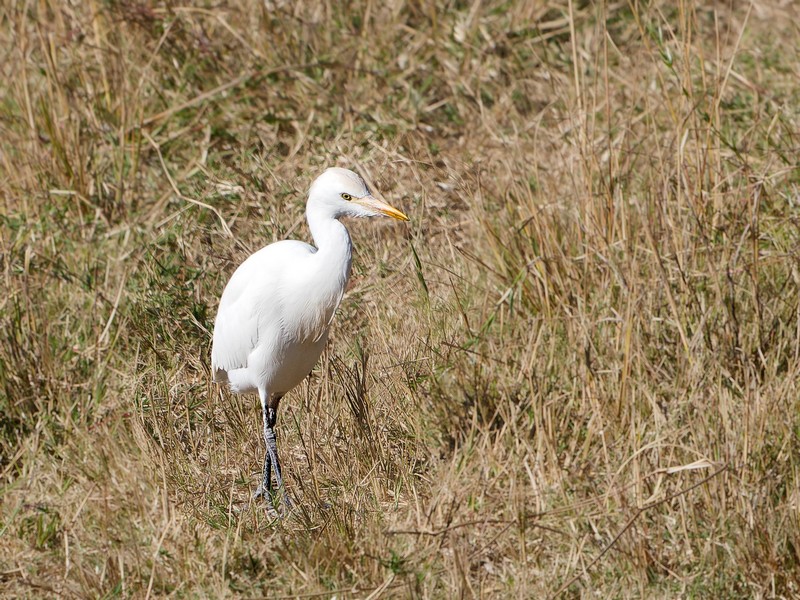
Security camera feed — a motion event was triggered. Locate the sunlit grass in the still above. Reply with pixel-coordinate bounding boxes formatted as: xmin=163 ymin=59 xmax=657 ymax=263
xmin=2 ymin=1 xmax=800 ymax=597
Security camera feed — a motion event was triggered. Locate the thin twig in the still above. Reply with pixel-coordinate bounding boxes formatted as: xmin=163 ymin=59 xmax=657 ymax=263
xmin=142 ymin=131 xmax=233 ymax=237
xmin=550 ymin=464 xmax=729 ymax=599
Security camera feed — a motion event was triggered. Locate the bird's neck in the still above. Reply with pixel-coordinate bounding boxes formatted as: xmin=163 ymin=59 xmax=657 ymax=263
xmin=306 ymin=209 xmax=353 ymax=283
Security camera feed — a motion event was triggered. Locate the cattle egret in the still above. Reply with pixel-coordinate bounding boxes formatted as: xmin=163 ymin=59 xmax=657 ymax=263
xmin=211 ymin=167 xmax=409 ymax=509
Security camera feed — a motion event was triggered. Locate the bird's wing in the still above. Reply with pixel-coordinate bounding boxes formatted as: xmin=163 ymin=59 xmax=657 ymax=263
xmin=211 ymin=241 xmax=315 ymax=379
xmin=211 ymin=294 xmax=259 ymax=379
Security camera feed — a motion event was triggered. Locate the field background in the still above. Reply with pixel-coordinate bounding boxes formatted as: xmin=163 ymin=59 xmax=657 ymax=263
xmin=3 ymin=0 xmax=800 ymax=597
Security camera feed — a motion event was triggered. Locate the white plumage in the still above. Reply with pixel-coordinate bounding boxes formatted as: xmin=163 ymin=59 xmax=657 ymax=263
xmin=211 ymin=167 xmax=408 ymax=507
xmin=212 ymin=240 xmax=340 ymax=394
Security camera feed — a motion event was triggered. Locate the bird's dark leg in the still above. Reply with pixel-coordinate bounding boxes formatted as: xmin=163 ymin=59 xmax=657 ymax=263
xmin=253 ymin=390 xmax=273 ymax=500
xmin=264 ymin=396 xmax=293 ymax=510
xmin=254 ymin=392 xmax=292 ymax=511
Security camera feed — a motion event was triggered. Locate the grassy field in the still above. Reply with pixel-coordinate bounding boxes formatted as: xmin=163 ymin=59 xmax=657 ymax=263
xmin=3 ymin=0 xmax=800 ymax=597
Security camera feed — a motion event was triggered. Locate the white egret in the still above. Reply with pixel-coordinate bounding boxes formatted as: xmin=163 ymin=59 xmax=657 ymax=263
xmin=211 ymin=167 xmax=409 ymax=508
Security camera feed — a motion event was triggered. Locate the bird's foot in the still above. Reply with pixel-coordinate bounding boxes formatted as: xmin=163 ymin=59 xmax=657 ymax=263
xmin=251 ymin=483 xmax=294 ymax=517
xmin=252 ymin=481 xmax=271 ymax=501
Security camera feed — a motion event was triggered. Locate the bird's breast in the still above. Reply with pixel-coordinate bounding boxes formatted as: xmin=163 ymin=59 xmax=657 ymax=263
xmin=277 ymin=255 xmax=350 ymax=345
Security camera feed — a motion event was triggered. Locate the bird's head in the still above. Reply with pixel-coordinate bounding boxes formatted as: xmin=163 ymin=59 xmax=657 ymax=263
xmin=307 ymin=167 xmax=409 ymax=222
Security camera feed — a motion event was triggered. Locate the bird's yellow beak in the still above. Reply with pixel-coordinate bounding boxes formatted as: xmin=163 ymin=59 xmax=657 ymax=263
xmin=355 ymin=194 xmax=410 ymax=221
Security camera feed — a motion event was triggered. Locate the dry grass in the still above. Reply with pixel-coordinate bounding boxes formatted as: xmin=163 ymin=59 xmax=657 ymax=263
xmin=2 ymin=0 xmax=800 ymax=597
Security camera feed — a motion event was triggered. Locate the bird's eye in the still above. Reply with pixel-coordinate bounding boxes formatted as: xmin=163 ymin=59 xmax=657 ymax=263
xmin=341 ymin=193 xmax=352 ymax=201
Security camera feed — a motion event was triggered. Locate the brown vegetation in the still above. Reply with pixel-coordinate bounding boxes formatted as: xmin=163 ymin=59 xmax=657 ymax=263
xmin=2 ymin=0 xmax=800 ymax=597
